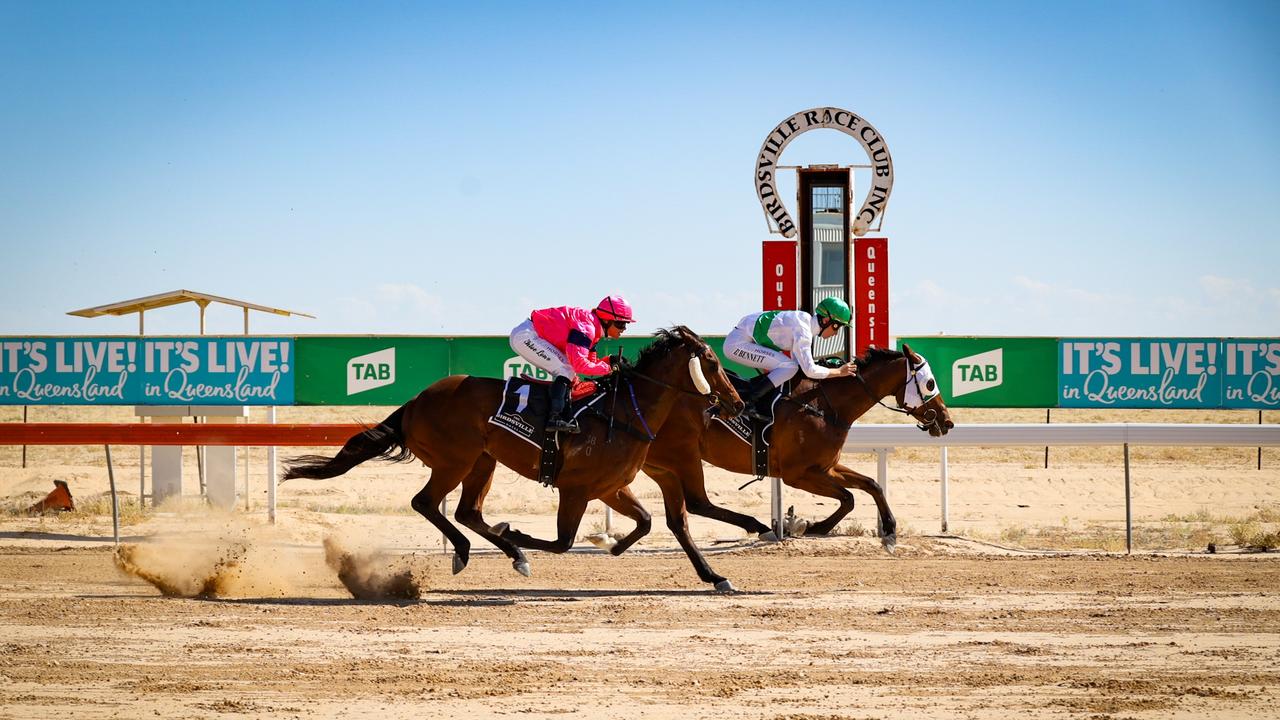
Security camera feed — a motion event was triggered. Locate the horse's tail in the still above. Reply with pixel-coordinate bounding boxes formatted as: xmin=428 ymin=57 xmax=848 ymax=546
xmin=282 ymin=406 xmax=412 ymax=481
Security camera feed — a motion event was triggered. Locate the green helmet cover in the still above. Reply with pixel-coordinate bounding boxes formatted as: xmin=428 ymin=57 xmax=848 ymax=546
xmin=815 ymin=297 xmax=852 ymax=326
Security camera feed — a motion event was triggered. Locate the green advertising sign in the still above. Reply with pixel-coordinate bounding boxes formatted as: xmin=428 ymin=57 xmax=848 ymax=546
xmin=451 ymin=335 xmax=748 ymax=393
xmin=295 ymin=334 xmax=745 ymax=405
xmin=896 ymin=336 xmax=1058 ymax=408
xmin=294 ymin=337 xmax=451 ymax=405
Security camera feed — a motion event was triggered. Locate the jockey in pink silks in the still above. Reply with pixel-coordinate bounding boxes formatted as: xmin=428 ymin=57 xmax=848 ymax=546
xmin=508 ymin=295 xmax=634 ymax=433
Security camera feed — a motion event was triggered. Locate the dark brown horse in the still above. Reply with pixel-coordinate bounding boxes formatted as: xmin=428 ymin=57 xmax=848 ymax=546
xmin=284 ymin=326 xmax=746 ymax=590
xmin=639 ymin=343 xmax=953 ymax=552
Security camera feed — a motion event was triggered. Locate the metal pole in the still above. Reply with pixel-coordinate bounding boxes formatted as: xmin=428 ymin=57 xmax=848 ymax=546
xmin=1124 ymin=442 xmax=1132 ymax=555
xmin=441 ymin=495 xmax=450 ymax=553
xmin=21 ymin=406 xmax=27 ymax=468
xmin=605 ymin=506 xmax=614 ymax=535
xmin=105 ymin=445 xmax=120 ymax=546
xmin=1044 ymin=408 xmax=1050 ymax=469
xmin=243 ymin=437 xmax=250 ymax=512
xmin=138 ymin=313 xmax=144 ymax=508
xmin=940 ymin=445 xmax=950 ymax=534
xmin=770 ymin=476 xmax=784 ymax=539
xmin=1260 ymin=411 xmax=1264 ymax=471
xmin=196 ymin=416 xmax=206 ymax=496
xmin=138 ymin=445 xmax=145 ymax=509
xmin=876 ymin=449 xmax=889 ymax=537
xmin=267 ymin=406 xmax=277 ymax=523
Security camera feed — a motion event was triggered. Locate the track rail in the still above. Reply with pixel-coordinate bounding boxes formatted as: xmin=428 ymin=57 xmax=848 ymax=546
xmin=0 ymin=423 xmax=368 ymax=446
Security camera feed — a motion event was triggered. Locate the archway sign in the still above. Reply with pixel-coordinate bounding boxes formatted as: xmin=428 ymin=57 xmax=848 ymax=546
xmin=754 ymin=107 xmax=894 ymax=237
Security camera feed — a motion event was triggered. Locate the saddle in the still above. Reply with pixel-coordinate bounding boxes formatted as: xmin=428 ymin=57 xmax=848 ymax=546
xmin=487 ymin=377 xmax=608 ymax=486
xmin=520 ymin=375 xmax=599 ymax=402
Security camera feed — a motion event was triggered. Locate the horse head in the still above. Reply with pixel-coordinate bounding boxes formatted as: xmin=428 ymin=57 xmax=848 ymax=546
xmin=634 ymin=326 xmax=744 ymax=418
xmin=895 ymin=343 xmax=954 ymax=437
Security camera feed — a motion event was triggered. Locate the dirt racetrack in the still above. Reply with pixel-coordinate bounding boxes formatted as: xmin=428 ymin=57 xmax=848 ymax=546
xmin=4 ymin=406 xmax=1280 ymax=717
xmin=3 ymin=536 xmax=1279 ymax=720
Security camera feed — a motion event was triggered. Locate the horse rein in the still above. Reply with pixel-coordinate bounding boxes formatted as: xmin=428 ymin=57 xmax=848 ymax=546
xmin=593 ymin=352 xmax=718 ymax=443
xmin=851 ymin=358 xmax=942 ymax=433
xmin=621 ymin=353 xmax=721 ymax=404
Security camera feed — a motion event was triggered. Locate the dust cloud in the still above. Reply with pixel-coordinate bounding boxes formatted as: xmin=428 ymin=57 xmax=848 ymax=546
xmin=113 ymin=522 xmax=297 ymax=598
xmin=322 ymin=535 xmax=421 ymax=600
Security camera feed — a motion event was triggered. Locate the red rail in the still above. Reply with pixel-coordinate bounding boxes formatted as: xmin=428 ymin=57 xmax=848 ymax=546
xmin=0 ymin=423 xmax=368 ymax=446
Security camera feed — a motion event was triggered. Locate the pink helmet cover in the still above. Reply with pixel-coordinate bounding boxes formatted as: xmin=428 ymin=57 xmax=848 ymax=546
xmin=595 ymin=295 xmax=634 ymax=322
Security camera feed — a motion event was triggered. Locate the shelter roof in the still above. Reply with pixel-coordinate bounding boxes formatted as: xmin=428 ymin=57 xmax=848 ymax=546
xmin=67 ymin=289 xmax=315 ymax=319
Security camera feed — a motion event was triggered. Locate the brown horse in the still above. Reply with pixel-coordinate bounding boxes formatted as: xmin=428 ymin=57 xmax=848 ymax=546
xmin=283 ymin=326 xmax=746 ymax=590
xmin=639 ymin=343 xmax=953 ymax=552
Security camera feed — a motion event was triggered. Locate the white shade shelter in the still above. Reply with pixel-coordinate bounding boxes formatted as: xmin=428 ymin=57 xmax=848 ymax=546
xmin=66 ymin=289 xmax=313 ymax=518
xmin=68 ymin=289 xmax=315 ymax=335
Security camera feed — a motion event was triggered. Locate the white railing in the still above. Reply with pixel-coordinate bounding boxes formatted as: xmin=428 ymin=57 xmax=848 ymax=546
xmin=843 ymin=423 xmax=1280 ymax=449
xmin=799 ymin=423 xmax=1280 ymax=552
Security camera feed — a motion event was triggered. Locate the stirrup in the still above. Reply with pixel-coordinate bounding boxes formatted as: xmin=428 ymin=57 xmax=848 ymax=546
xmin=548 ymin=418 xmax=581 ymax=434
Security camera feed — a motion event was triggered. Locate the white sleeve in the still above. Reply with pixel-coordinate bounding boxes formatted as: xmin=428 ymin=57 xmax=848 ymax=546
xmin=790 ymin=323 xmax=831 ymax=380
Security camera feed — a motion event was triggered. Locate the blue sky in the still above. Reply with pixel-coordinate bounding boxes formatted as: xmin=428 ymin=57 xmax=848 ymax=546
xmin=2 ymin=1 xmax=1277 ymax=338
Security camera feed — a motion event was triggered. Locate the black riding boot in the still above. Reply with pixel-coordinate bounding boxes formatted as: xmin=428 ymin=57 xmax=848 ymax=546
xmin=744 ymin=374 xmax=778 ymax=421
xmin=547 ymin=376 xmax=580 ymax=434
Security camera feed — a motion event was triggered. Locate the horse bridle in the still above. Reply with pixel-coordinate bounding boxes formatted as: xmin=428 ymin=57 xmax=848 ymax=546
xmin=620 ymin=353 xmax=721 ymax=405
xmin=598 ymin=350 xmax=721 ymax=442
xmin=852 ymin=355 xmax=942 ymax=432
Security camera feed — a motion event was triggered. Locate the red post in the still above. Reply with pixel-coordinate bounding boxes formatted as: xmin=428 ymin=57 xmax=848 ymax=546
xmin=853 ymin=237 xmax=889 ymax=355
xmin=762 ymin=240 xmax=798 ymax=311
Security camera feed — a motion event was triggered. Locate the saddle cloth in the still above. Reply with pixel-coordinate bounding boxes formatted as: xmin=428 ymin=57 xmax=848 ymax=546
xmin=712 ymin=372 xmax=781 ymax=447
xmin=487 ymin=377 xmax=607 ymax=448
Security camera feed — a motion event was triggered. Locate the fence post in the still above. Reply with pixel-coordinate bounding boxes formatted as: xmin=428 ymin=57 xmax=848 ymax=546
xmin=771 ymin=477 xmax=784 ymax=539
xmin=105 ymin=445 xmax=120 ymax=546
xmin=940 ymin=445 xmax=949 ymax=534
xmin=138 ymin=444 xmax=145 ymax=509
xmin=267 ymin=406 xmax=277 ymax=524
xmin=876 ymin=449 xmax=889 ymax=537
xmin=1124 ymin=442 xmax=1132 ymax=555
xmin=441 ymin=495 xmax=450 ymax=553
xmin=1044 ymin=408 xmax=1050 ymax=469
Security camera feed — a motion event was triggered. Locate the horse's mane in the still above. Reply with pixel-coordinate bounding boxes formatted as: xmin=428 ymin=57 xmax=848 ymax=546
xmin=791 ymin=346 xmax=904 ymax=401
xmin=856 ymin=346 xmax=904 ymax=369
xmin=635 ymin=326 xmax=701 ymax=371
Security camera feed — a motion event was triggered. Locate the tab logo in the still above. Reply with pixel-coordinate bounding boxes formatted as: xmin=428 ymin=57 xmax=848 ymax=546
xmin=503 ymin=355 xmax=552 ymax=381
xmin=347 ymin=347 xmax=396 ymax=396
xmin=953 ymin=348 xmax=1003 ymax=397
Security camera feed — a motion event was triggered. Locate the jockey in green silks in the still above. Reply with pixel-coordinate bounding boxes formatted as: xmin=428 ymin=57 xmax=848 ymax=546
xmin=723 ymin=297 xmax=858 ymax=419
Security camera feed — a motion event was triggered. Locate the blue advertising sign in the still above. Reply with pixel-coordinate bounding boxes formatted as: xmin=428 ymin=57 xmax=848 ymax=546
xmin=0 ymin=337 xmax=294 ymax=405
xmin=1059 ymin=338 xmax=1225 ymax=409
xmin=1221 ymin=340 xmax=1280 ymax=409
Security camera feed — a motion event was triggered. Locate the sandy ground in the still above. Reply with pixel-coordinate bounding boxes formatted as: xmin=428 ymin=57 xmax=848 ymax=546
xmin=2 ymin=406 xmax=1279 ymax=718
xmin=2 ymin=536 xmax=1279 ymax=720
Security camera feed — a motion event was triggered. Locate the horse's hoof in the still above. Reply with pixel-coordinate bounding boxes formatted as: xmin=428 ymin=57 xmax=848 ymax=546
xmin=881 ymin=535 xmax=897 ymax=555
xmin=758 ymin=530 xmax=779 ymax=542
xmin=784 ymin=517 xmax=810 ymax=537
xmin=513 ymin=560 xmax=531 ymax=577
xmin=713 ymin=579 xmax=736 ymax=593
xmin=452 ymin=553 xmax=467 ymax=575
xmin=584 ymin=533 xmax=616 ymax=550
xmin=491 ymin=522 xmax=510 ymax=536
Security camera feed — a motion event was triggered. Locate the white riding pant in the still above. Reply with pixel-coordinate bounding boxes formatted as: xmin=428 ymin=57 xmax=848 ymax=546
xmin=723 ymin=327 xmax=799 ymax=387
xmin=509 ymin=319 xmax=576 ymax=380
